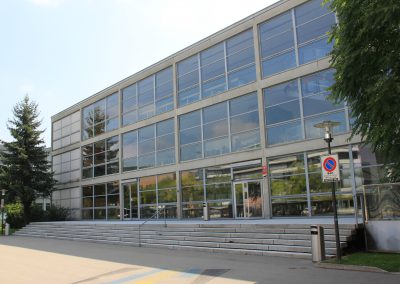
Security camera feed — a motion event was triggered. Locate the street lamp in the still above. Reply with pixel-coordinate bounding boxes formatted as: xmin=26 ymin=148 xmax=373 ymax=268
xmin=314 ymin=120 xmax=342 ymax=261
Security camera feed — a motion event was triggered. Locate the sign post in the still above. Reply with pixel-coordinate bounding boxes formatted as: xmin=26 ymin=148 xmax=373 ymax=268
xmin=321 ymin=154 xmax=340 ymax=182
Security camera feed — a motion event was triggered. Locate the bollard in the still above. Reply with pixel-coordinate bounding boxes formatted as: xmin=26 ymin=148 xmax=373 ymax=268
xmin=311 ymin=225 xmax=326 ymax=262
xmin=202 ymin=202 xmax=209 ymax=221
xmin=5 ymin=223 xmax=10 ymax=236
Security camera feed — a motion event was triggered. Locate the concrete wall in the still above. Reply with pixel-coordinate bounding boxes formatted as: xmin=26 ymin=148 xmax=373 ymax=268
xmin=365 ymin=221 xmax=400 ymax=252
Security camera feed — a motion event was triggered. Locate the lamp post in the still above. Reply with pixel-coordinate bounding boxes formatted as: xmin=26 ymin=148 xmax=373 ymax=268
xmin=314 ymin=120 xmax=342 ymax=261
xmin=1 ymin=189 xmax=5 ymax=236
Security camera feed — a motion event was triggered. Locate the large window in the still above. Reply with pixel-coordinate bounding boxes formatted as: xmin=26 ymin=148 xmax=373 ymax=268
xmin=53 ymin=149 xmax=80 ymax=184
xmin=82 ymin=181 xmax=120 ymax=220
xmin=179 ymin=93 xmax=260 ymax=162
xmin=259 ymin=0 xmax=335 ymax=78
xmin=181 ymin=166 xmax=233 ymax=219
xmin=264 ymin=69 xmax=348 ymax=146
xmin=82 ymin=136 xmax=119 ymax=179
xmin=177 ymin=29 xmax=256 ymax=107
xmin=53 ymin=111 xmax=80 ymax=150
xmin=82 ymin=93 xmax=119 ymax=140
xmin=121 ymin=67 xmax=173 ymax=127
xmin=269 ymin=147 xmax=356 ymax=217
xmin=122 ymin=118 xmax=175 ymax=172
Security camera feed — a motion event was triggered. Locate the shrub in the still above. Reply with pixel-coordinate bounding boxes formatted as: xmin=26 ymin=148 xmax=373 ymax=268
xmin=5 ymin=202 xmax=25 ymax=229
xmin=46 ymin=205 xmax=70 ymax=221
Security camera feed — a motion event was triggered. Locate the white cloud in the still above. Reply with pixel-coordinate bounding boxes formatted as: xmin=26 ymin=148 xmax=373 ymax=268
xmin=27 ymin=0 xmax=63 ymax=7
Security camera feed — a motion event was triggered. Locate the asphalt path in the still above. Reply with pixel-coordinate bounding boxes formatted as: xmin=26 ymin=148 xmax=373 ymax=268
xmin=0 ymin=236 xmax=398 ymax=284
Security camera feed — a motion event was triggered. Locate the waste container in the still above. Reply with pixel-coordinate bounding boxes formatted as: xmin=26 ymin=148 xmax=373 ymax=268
xmin=5 ymin=223 xmax=10 ymax=236
xmin=203 ymin=202 xmax=209 ymax=221
xmin=310 ymin=225 xmax=325 ymax=262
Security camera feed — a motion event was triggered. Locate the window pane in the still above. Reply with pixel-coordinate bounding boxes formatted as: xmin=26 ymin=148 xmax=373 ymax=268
xmin=201 ymin=43 xmax=224 ymax=66
xmin=94 ymin=153 xmax=105 ymax=165
xmin=122 ymin=84 xmax=137 ymax=109
xmin=178 ymin=85 xmax=200 ymax=106
xmin=303 ymin=93 xmax=343 ymax=116
xmin=179 ymin=126 xmax=201 ymax=145
xmin=138 ymin=153 xmax=155 ymax=169
xmin=140 ymin=175 xmax=157 ymax=190
xmin=138 ymin=104 xmax=155 ymax=121
xmin=262 ymin=50 xmax=296 ymax=77
xmin=295 ymin=0 xmax=331 ymax=25
xmin=140 ymin=191 xmax=157 ymax=205
xmin=94 ymin=184 xmax=106 ymax=195
xmin=272 ymin=197 xmax=308 ymax=217
xmin=227 ymin=29 xmax=253 ymax=55
xmin=266 ymin=100 xmax=300 ymax=124
xmin=155 ymin=81 xmax=173 ymax=100
xmin=206 ymin=183 xmax=231 ymax=200
xmin=123 ymin=157 xmax=137 ymax=172
xmin=182 ymin=186 xmax=204 ymax=202
xmin=177 ymin=55 xmax=198 ymax=75
xmin=94 ymin=165 xmax=105 ymax=177
xmin=231 ymin=129 xmax=260 ymax=152
xmin=201 ymin=60 xmax=225 ymax=82
xmin=82 ymin=168 xmax=92 ymax=179
xmin=179 ymin=111 xmax=201 ymax=130
xmin=158 ymin=189 xmax=177 ymax=203
xmin=156 ymin=67 xmax=173 ymax=86
xmin=264 ymin=80 xmax=299 ymax=106
xmin=106 ymin=118 xmax=118 ymax=132
xmin=230 ymin=111 xmax=259 ymax=134
xmin=106 ymin=136 xmax=119 ymax=151
xmin=122 ymin=111 xmax=137 ymax=126
xmin=271 ymin=175 xmax=307 ymax=196
xmin=155 ymin=96 xmax=173 ymax=114
xmin=94 ymin=140 xmax=106 ymax=154
xmin=259 ymin=11 xmax=293 ymax=39
xmin=107 ymin=162 xmax=119 ymax=175
xmin=138 ymin=139 xmax=155 ymax=154
xmin=122 ymin=131 xmax=137 ymax=159
xmin=204 ymin=137 xmax=229 ymax=157
xmin=260 ymin=30 xmax=294 ymax=58
xmin=139 ymin=125 xmax=155 ymax=141
xmin=202 ymin=76 xmax=226 ymax=99
xmin=227 ymin=64 xmax=256 ymax=89
xmin=301 ymin=69 xmax=334 ymax=97
xmin=157 ymin=119 xmax=174 ymax=135
xmin=157 ymin=148 xmax=175 ymax=166
xmin=178 ymin=71 xmax=199 ymax=90
xmin=229 ymin=93 xmax=258 ymax=116
xmin=156 ymin=133 xmax=175 ymax=150
xmin=298 ymin=37 xmax=333 ymax=64
xmin=158 ymin=173 xmax=177 ymax=189
xmin=304 ymin=111 xmax=347 ymax=139
xmin=268 ymin=154 xmax=305 ymax=177
xmin=227 ymin=47 xmax=254 ymax=71
xmin=181 ymin=169 xmax=203 ymax=187
xmin=267 ymin=120 xmax=302 ymax=145
xmin=180 ymin=143 xmax=202 ymax=161
xmin=203 ymin=119 xmax=228 ymax=139
xmin=82 ymin=185 xmax=93 ymax=197
xmin=296 ymin=13 xmax=335 ymax=44
xmin=106 ymin=94 xmax=118 ymax=118
xmin=203 ymin=102 xmax=227 ymax=124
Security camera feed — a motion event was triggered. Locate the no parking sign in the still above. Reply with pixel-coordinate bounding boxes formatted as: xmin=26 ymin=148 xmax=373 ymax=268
xmin=321 ymin=154 xmax=340 ymax=182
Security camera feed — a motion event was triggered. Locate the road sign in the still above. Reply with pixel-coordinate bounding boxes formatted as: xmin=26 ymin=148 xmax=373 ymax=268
xmin=321 ymin=154 xmax=340 ymax=182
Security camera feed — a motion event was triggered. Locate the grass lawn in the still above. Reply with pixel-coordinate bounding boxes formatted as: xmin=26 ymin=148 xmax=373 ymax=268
xmin=327 ymin=252 xmax=400 ymax=272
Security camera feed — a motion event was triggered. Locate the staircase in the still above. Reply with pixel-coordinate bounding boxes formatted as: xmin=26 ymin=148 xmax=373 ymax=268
xmin=14 ymin=221 xmax=360 ymax=259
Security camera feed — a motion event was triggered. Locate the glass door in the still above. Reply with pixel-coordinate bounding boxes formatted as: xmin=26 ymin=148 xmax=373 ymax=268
xmin=234 ymin=181 xmax=262 ymax=218
xmin=122 ymin=181 xmax=138 ymax=219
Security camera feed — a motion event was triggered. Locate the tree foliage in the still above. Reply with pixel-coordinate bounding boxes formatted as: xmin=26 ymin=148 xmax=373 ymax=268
xmin=328 ymin=0 xmax=400 ymax=180
xmin=0 ymin=95 xmax=55 ymax=224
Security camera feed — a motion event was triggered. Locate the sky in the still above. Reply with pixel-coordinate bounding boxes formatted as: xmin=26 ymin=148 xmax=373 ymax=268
xmin=0 ymin=0 xmax=279 ymax=147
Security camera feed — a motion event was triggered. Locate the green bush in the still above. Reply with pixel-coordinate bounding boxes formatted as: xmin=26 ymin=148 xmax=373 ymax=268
xmin=5 ymin=202 xmax=25 ymax=229
xmin=30 ymin=205 xmax=70 ymax=222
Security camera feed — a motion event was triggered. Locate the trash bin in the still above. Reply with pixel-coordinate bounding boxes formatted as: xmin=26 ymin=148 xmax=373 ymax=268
xmin=203 ymin=202 xmax=209 ymax=221
xmin=310 ymin=225 xmax=325 ymax=262
xmin=5 ymin=223 xmax=10 ymax=236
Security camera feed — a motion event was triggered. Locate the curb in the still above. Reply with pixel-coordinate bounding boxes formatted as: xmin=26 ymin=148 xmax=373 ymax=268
xmin=316 ymin=262 xmax=388 ymax=273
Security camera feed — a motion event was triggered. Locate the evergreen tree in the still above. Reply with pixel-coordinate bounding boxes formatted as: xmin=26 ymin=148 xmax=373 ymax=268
xmin=327 ymin=0 xmax=400 ymax=180
xmin=0 ymin=95 xmax=55 ymax=224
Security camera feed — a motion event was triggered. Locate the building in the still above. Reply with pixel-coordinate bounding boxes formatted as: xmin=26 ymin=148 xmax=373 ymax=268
xmin=51 ymin=0 xmax=389 ymax=224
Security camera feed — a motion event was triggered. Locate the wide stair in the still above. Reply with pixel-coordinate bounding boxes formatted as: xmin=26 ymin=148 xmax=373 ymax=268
xmin=14 ymin=222 xmax=360 ymax=259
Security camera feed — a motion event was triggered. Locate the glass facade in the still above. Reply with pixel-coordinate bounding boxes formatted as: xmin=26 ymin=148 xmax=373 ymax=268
xmin=52 ymin=0 xmax=389 ymax=222
xmin=82 ymin=136 xmax=119 ymax=179
xmin=259 ymin=0 xmax=335 ymax=77
xmin=177 ymin=29 xmax=256 ymax=107
xmin=121 ymin=67 xmax=174 ymax=127
xmin=264 ymin=69 xmax=347 ymax=145
xmin=179 ymin=92 xmax=260 ymax=161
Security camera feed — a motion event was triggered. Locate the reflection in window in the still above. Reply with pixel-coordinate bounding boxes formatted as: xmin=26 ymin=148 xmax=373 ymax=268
xmin=82 ymin=93 xmax=118 ymax=140
xmin=82 ymin=136 xmax=119 ymax=179
xmin=177 ymin=29 xmax=255 ymax=107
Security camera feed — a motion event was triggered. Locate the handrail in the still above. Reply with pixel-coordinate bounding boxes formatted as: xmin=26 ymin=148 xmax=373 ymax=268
xmin=138 ymin=206 xmax=172 ymax=247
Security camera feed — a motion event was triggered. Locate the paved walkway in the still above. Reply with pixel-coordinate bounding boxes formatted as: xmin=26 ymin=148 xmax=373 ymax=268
xmin=0 ymin=236 xmax=397 ymax=284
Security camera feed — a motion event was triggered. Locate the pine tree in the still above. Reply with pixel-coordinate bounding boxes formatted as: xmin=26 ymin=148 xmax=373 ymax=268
xmin=0 ymin=95 xmax=55 ymax=224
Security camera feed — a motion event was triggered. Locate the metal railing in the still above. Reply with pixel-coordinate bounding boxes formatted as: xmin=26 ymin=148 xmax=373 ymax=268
xmin=138 ymin=205 xmax=175 ymax=247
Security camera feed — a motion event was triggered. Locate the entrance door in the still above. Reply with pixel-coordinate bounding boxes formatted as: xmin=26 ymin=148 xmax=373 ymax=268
xmin=234 ymin=181 xmax=262 ymax=218
xmin=122 ymin=181 xmax=139 ymax=219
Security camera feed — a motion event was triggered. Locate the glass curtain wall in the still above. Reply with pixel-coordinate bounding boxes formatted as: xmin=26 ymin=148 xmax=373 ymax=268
xmin=179 ymin=92 xmax=260 ymax=162
xmin=122 ymin=118 xmax=175 ymax=172
xmin=269 ymin=146 xmax=355 ymax=217
xmin=259 ymin=0 xmax=335 ymax=78
xmin=82 ymin=93 xmax=118 ymax=140
xmin=264 ymin=69 xmax=348 ymax=145
xmin=82 ymin=136 xmax=119 ymax=179
xmin=121 ymin=67 xmax=173 ymax=127
xmin=82 ymin=181 xmax=120 ymax=220
xmin=177 ymin=29 xmax=256 ymax=106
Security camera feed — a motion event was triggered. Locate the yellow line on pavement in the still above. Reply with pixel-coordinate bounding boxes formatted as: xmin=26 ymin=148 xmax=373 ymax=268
xmin=132 ymin=269 xmax=179 ymax=284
